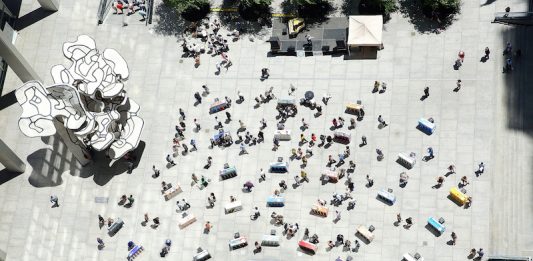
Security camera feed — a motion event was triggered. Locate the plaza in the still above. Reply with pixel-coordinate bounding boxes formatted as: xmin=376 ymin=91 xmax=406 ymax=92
xmin=0 ymin=0 xmax=532 ymax=260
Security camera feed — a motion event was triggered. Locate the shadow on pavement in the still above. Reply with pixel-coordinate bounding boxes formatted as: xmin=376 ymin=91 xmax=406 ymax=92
xmin=14 ymin=7 xmax=55 ymax=31
xmin=27 ymin=134 xmax=146 ymax=187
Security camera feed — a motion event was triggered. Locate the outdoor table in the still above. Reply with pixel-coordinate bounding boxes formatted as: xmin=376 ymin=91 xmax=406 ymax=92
xmin=270 ymin=161 xmax=289 ymax=173
xmin=333 ymin=131 xmax=351 ymax=144
xmin=209 ymin=100 xmax=229 ymax=114
xmin=163 ymin=185 xmax=182 ymax=201
xmin=219 ymin=166 xmax=237 ymax=180
xmin=397 ymin=153 xmax=416 ymax=169
xmin=310 ymin=205 xmax=328 ymax=217
xmin=417 ymin=118 xmax=436 ymax=135
xmin=345 ymin=103 xmax=364 ymax=116
xmin=261 ymin=234 xmax=280 ymax=246
xmin=193 ymin=249 xmax=211 ymax=261
xmin=321 ymin=169 xmax=338 ymax=183
xmin=178 ymin=213 xmax=197 ymax=229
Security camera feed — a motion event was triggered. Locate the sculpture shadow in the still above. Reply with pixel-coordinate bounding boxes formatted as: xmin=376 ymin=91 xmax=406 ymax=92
xmin=27 ymin=137 xmax=146 ymax=187
xmin=14 ymin=7 xmax=55 ymax=31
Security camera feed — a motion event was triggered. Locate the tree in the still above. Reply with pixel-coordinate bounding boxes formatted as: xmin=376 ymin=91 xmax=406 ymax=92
xmin=421 ymin=0 xmax=460 ymax=20
xmin=238 ymin=0 xmax=272 ymax=20
xmin=359 ymin=0 xmax=398 ymax=19
xmin=164 ymin=0 xmax=211 ymax=20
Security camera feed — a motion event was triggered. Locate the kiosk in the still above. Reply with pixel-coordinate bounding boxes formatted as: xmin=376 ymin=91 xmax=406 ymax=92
xmin=397 ymin=153 xmax=416 ymax=169
xmin=219 ymin=166 xmax=237 ymax=180
xmin=310 ymin=205 xmax=329 ymax=217
xmin=449 ymin=187 xmax=469 ymax=205
xmin=178 ymin=213 xmax=197 ymax=229
xmin=229 ymin=237 xmax=248 ymax=250
xmin=377 ymin=189 xmax=396 ymax=205
xmin=417 ymin=118 xmax=436 ymax=135
xmin=356 ymin=225 xmax=375 ymax=242
xmin=427 ymin=217 xmax=445 ymax=235
xmin=274 ymin=130 xmax=291 ymax=141
xmin=298 ymin=240 xmax=318 ymax=254
xmin=267 ymin=196 xmax=285 ymax=207
xmin=224 ymin=201 xmax=243 ymax=214
xmin=209 ymin=99 xmax=230 ymax=114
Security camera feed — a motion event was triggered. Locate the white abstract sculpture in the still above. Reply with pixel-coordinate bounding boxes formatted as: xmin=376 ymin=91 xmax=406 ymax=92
xmin=16 ymin=35 xmax=144 ymax=160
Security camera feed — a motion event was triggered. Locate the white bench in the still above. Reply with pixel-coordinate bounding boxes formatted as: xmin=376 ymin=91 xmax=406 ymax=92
xmin=178 ymin=213 xmax=197 ymax=229
xmin=224 ymin=201 xmax=243 ymax=214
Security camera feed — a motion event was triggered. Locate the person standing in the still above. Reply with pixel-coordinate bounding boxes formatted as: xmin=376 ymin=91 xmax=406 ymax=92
xmin=240 ymin=143 xmax=248 ymax=154
xmin=477 ymin=248 xmax=484 ymax=258
xmin=456 ymin=79 xmax=462 ymax=91
xmin=194 ymin=92 xmax=202 ymax=103
xmin=190 ymin=139 xmax=197 ymax=151
xmin=259 ymin=168 xmax=266 ymax=181
xmin=179 ymin=108 xmax=186 ymax=120
xmin=202 ymin=85 xmax=210 ymax=94
xmin=424 ymin=87 xmax=429 ymax=97
xmin=204 ymin=221 xmax=212 ymax=233
xmin=397 ymin=213 xmax=402 ymax=224
xmin=98 ymin=215 xmax=105 ymax=226
xmin=378 ymin=115 xmax=387 ymax=127
xmin=451 ymin=232 xmax=457 ymax=245
xmin=261 ymin=68 xmax=270 ymax=79
xmin=484 ymin=47 xmax=490 ymax=59
xmin=361 ymin=135 xmax=367 ymax=146
xmin=366 ymin=175 xmax=374 ymax=187
xmin=127 ymin=195 xmax=135 ymax=206
xmin=50 ymin=195 xmax=59 ymax=208
xmin=478 ymin=162 xmax=485 ymax=174
xmin=152 ymin=165 xmax=160 ymax=177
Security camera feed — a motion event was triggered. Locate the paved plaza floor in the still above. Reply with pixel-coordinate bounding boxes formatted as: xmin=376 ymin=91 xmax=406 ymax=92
xmin=0 ymin=0 xmax=532 ymax=260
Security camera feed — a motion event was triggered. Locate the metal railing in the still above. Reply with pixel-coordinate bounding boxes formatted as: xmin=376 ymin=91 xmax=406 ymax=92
xmin=97 ymin=0 xmax=113 ymax=25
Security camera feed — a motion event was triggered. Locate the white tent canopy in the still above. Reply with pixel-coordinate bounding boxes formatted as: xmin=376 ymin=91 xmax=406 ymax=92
xmin=347 ymin=15 xmax=383 ymax=47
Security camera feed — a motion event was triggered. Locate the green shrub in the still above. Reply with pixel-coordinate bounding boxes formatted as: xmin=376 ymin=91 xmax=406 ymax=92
xmin=240 ymin=0 xmax=272 ymax=9
xmin=359 ymin=0 xmax=398 ymax=17
xmin=421 ymin=0 xmax=460 ymax=17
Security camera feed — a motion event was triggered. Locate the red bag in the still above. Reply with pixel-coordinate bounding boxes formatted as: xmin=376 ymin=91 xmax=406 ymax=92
xmin=117 ymin=3 xmax=123 ymax=10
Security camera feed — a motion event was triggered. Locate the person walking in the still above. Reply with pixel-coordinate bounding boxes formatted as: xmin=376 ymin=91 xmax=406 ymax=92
xmin=166 ymin=154 xmax=176 ymax=165
xmin=50 ymin=195 xmax=59 ymax=208
xmin=427 ymin=147 xmax=434 ymax=159
xmin=194 ymin=92 xmax=202 ymax=103
xmin=97 ymin=237 xmax=105 ymax=249
xmin=424 ymin=87 xmax=429 ymax=97
xmin=461 ymin=176 xmax=469 ymax=186
xmin=238 ymin=91 xmax=244 ymax=102
xmin=361 ymin=135 xmax=367 ymax=146
xmin=436 ymin=176 xmax=445 ymax=188
xmin=455 ymin=79 xmax=462 ymax=91
xmin=204 ymin=221 xmax=212 ymax=233
xmin=259 ymin=168 xmax=266 ymax=181
xmin=301 ymin=118 xmax=309 ymax=130
xmin=477 ymin=248 xmax=485 ymax=258
xmin=477 ymin=162 xmax=485 ymax=174
xmin=202 ymin=85 xmax=209 ymax=94
xmin=451 ymin=232 xmax=457 ymax=245
xmin=225 ymin=111 xmax=231 ymax=122
xmin=98 ymin=214 xmax=105 ymax=226
xmin=190 ymin=139 xmax=197 ymax=151
xmin=484 ymin=47 xmax=490 ymax=59
xmin=448 ymin=164 xmax=456 ymax=174
xmin=366 ymin=175 xmax=374 ymax=187
xmin=397 ymin=213 xmax=402 ymax=224
xmin=144 ymin=213 xmax=149 ymax=224
xmin=194 ymin=119 xmax=201 ymax=131
xmin=334 ymin=210 xmax=341 ymax=221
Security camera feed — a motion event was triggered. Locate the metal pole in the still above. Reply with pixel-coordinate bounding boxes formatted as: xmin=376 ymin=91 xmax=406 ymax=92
xmin=0 ymin=138 xmax=26 ymax=173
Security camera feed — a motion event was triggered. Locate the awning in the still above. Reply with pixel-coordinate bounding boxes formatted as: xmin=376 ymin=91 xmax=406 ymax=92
xmin=347 ymin=15 xmax=383 ymax=47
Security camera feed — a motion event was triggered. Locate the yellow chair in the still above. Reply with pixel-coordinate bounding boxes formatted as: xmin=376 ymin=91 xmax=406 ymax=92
xmin=449 ymin=187 xmax=468 ymax=205
xmin=288 ymin=18 xmax=305 ymax=37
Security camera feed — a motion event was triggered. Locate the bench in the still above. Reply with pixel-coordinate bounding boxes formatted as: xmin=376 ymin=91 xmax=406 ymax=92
xmin=298 ymin=240 xmax=318 ymax=254
xmin=333 ymin=131 xmax=351 ymax=144
xmin=487 ymin=256 xmax=532 ymax=261
xmin=377 ymin=189 xmax=396 ymax=205
xmin=224 ymin=201 xmax=243 ymax=214
xmin=219 ymin=167 xmax=237 ymax=180
xmin=417 ymin=118 xmax=436 ymax=135
xmin=427 ymin=217 xmax=445 ymax=234
xmin=310 ymin=205 xmax=328 ymax=217
xmin=270 ymin=162 xmax=289 ymax=173
xmin=449 ymin=187 xmax=468 ymax=205
xmin=397 ymin=153 xmax=416 ymax=169
xmin=356 ymin=225 xmax=375 ymax=242
xmin=108 ymin=218 xmax=124 ymax=236
xmin=163 ymin=185 xmax=182 ymax=201
xmin=229 ymin=237 xmax=248 ymax=250
xmin=274 ymin=130 xmax=291 ymax=141
xmin=178 ymin=213 xmax=197 ymax=229
xmin=267 ymin=196 xmax=285 ymax=207
xmin=261 ymin=234 xmax=280 ymax=246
